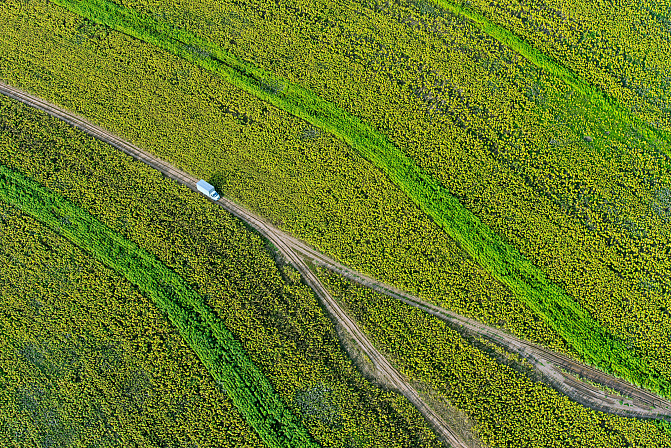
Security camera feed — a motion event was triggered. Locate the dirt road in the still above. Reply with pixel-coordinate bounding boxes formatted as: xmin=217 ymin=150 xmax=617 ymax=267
xmin=0 ymin=82 xmax=473 ymax=448
xmin=281 ymin=232 xmax=671 ymax=420
xmin=4 ymin=80 xmax=671 ymax=441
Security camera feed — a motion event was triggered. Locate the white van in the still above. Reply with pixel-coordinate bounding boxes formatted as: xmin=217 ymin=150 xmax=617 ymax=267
xmin=196 ymin=179 xmax=220 ymax=201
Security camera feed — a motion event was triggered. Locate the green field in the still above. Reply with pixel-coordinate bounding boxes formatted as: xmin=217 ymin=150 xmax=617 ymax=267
xmin=452 ymin=0 xmax=671 ymax=134
xmin=316 ymin=267 xmax=671 ymax=447
xmin=0 ymin=202 xmax=265 ymax=448
xmin=0 ymin=0 xmax=575 ymax=351
xmin=2 ymin=0 xmax=671 ymax=445
xmin=0 ymin=163 xmax=320 ymax=448
xmin=46 ymin=0 xmax=671 ymax=395
xmin=0 ymin=95 xmax=443 ymax=447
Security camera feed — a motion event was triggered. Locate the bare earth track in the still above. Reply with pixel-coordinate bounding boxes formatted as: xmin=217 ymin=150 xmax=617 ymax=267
xmin=0 ymin=83 xmax=470 ymax=448
xmin=283 ymin=235 xmax=671 ymax=419
xmin=2 ymin=82 xmax=671 ymax=447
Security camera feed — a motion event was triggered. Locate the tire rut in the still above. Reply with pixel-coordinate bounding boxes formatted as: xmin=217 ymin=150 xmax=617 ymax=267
xmin=281 ymin=232 xmax=671 ymax=420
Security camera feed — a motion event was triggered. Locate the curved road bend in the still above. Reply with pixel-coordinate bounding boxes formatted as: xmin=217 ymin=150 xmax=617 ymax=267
xmin=0 ymin=82 xmax=470 ymax=448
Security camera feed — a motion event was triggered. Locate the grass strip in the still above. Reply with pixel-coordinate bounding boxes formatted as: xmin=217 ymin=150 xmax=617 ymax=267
xmin=0 ymin=163 xmax=320 ymax=448
xmin=50 ymin=0 xmax=669 ymax=397
xmin=428 ymin=0 xmax=671 ymax=152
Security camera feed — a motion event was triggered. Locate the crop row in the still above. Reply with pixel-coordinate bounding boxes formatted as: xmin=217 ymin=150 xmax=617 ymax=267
xmin=0 ymin=200 xmax=265 ymax=447
xmin=0 ymin=93 xmax=442 ymax=448
xmin=51 ymin=0 xmax=671 ymax=397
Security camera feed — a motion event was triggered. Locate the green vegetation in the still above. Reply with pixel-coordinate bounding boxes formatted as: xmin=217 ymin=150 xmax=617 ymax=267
xmin=0 ymin=163 xmax=319 ymax=448
xmin=5 ymin=0 xmax=671 ymax=441
xmin=316 ymin=267 xmax=671 ymax=447
xmin=103 ymin=0 xmax=671 ymax=398
xmin=49 ymin=0 xmax=671 ymax=396
xmin=0 ymin=94 xmax=442 ymax=448
xmin=452 ymin=0 xmax=671 ymax=135
xmin=0 ymin=201 xmax=265 ymax=447
xmin=427 ymin=0 xmax=671 ymax=156
xmin=0 ymin=0 xmax=572 ymax=358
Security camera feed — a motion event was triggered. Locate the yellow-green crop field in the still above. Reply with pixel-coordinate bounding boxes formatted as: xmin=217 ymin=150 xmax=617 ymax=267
xmin=0 ymin=96 xmax=442 ymax=447
xmin=2 ymin=0 xmax=671 ymax=445
xmin=98 ymin=0 xmax=671 ymax=386
xmin=0 ymin=201 xmax=266 ymax=447
xmin=316 ymin=267 xmax=671 ymax=447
